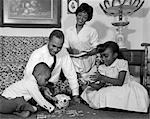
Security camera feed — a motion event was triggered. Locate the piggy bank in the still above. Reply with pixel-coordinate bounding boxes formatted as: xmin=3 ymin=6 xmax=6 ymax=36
xmin=55 ymin=94 xmax=71 ymax=109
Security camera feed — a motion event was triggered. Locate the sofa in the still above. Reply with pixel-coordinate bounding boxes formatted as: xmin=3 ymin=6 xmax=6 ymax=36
xmin=0 ymin=36 xmax=72 ymax=95
xmin=0 ymin=36 xmax=149 ymax=95
xmin=0 ymin=36 xmax=48 ymax=93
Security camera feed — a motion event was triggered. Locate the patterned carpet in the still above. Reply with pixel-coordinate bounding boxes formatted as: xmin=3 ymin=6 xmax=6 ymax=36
xmin=0 ymin=102 xmax=149 ymax=119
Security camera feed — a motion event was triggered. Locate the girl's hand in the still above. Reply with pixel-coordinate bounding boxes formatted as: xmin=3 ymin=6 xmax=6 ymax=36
xmin=89 ymin=82 xmax=105 ymax=90
xmin=89 ymin=72 xmax=102 ymax=82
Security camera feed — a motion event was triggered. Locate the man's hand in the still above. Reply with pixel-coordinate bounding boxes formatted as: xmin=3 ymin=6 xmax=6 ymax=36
xmin=72 ymin=95 xmax=80 ymax=103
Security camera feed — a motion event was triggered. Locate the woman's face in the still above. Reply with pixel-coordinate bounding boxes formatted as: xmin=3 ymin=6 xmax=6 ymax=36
xmin=76 ymin=11 xmax=88 ymax=26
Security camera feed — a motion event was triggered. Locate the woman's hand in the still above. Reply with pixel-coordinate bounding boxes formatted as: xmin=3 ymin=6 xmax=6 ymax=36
xmin=67 ymin=48 xmax=80 ymax=55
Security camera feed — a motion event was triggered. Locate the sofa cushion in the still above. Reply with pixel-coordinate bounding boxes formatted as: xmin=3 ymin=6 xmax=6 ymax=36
xmin=0 ymin=36 xmax=48 ymax=94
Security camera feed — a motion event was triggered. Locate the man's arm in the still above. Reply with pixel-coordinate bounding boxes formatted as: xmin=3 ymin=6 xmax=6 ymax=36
xmin=24 ymin=50 xmax=43 ymax=79
xmin=24 ymin=52 xmax=38 ymax=77
xmin=61 ymin=48 xmax=79 ymax=96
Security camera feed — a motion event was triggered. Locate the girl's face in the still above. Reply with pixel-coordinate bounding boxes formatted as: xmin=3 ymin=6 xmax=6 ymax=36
xmin=76 ymin=11 xmax=88 ymax=26
xmin=101 ymin=48 xmax=117 ymax=66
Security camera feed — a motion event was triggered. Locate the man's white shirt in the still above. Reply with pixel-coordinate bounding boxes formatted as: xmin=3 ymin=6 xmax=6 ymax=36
xmin=24 ymin=45 xmax=79 ymax=96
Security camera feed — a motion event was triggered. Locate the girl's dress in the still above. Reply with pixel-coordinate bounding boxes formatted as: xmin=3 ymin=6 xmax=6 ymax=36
xmin=81 ymin=59 xmax=149 ymax=112
xmin=64 ymin=25 xmax=100 ymax=81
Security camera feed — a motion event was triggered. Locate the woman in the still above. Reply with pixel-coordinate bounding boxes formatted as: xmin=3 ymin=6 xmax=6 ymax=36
xmin=64 ymin=3 xmax=100 ymax=90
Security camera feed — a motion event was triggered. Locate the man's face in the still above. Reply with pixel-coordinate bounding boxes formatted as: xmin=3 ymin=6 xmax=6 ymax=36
xmin=48 ymin=36 xmax=64 ymax=56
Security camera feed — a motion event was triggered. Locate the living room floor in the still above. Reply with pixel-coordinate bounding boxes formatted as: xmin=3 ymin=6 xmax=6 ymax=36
xmin=0 ymin=102 xmax=149 ymax=119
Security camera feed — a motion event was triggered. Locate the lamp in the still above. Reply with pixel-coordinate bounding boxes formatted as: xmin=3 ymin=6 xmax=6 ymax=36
xmin=99 ymin=0 xmax=144 ymax=48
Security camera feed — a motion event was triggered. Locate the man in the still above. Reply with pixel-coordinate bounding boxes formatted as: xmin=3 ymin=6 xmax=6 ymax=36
xmin=23 ymin=30 xmax=80 ymax=103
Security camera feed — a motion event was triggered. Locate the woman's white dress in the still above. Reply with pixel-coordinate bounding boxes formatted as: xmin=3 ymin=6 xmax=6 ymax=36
xmin=81 ymin=59 xmax=149 ymax=112
xmin=64 ymin=25 xmax=100 ymax=81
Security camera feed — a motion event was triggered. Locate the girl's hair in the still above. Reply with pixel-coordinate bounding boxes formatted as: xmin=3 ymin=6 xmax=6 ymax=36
xmin=75 ymin=3 xmax=93 ymax=21
xmin=102 ymin=41 xmax=124 ymax=59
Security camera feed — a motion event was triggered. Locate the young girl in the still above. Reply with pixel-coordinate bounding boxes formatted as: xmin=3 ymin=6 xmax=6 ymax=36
xmin=81 ymin=41 xmax=149 ymax=112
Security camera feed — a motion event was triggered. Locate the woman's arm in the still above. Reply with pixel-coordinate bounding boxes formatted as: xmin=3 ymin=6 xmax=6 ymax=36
xmin=82 ymin=48 xmax=97 ymax=56
xmin=81 ymin=44 xmax=103 ymax=57
xmin=66 ymin=48 xmax=80 ymax=55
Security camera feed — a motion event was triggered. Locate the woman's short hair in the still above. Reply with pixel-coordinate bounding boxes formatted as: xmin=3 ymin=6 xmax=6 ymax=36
xmin=75 ymin=3 xmax=93 ymax=21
